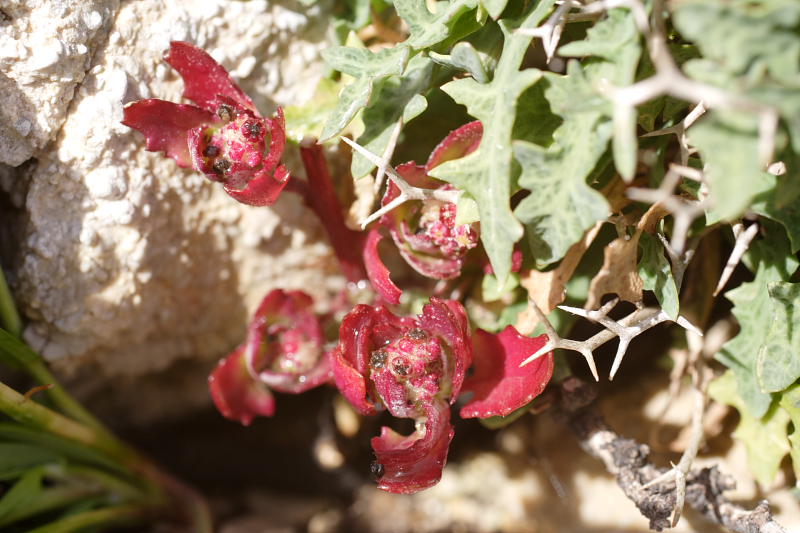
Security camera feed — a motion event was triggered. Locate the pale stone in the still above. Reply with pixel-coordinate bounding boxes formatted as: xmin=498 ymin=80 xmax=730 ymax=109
xmin=3 ymin=0 xmax=337 ymax=420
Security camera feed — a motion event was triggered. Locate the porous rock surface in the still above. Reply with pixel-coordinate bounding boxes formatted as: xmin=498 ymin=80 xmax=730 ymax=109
xmin=1 ymin=0 xmax=339 ymax=421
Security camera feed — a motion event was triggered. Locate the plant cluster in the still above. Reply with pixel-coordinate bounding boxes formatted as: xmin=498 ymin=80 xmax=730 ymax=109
xmin=0 ymin=0 xmax=798 ymax=530
xmin=125 ymin=0 xmax=800 ymax=517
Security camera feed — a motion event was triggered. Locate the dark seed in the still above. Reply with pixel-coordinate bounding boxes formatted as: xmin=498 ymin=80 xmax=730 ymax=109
xmin=212 ymin=158 xmax=231 ymax=175
xmin=407 ymin=328 xmax=427 ymax=340
xmin=243 ymin=120 xmax=263 ymax=139
xmin=392 ymin=359 xmax=409 ymax=376
xmin=370 ymin=461 xmax=384 ymax=480
xmin=217 ymin=104 xmax=234 ymax=122
xmin=370 ymin=349 xmax=388 ymax=369
xmin=203 ymin=144 xmax=220 ymax=157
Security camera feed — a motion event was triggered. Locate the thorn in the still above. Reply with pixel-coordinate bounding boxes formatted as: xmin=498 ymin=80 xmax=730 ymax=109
xmin=23 ymin=383 xmax=54 ymax=401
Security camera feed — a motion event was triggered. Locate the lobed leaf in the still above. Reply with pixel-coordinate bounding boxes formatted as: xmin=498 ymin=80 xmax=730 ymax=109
xmin=430 ymin=1 xmax=555 ymax=283
xmin=756 ymin=282 xmax=800 ymax=393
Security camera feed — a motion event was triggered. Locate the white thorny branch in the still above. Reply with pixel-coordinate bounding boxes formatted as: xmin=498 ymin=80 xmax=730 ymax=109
xmin=341 ymin=136 xmax=461 ymax=229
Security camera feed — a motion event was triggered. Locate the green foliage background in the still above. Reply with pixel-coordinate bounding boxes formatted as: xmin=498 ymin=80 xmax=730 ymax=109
xmin=288 ymin=0 xmax=800 ymax=490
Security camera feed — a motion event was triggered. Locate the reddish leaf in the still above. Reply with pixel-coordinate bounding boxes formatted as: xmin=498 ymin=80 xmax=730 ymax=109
xmin=363 ymin=229 xmax=402 ymax=305
xmin=372 ymin=400 xmax=454 ymax=494
xmin=426 ymin=120 xmax=483 ymax=171
xmin=331 ymin=299 xmax=470 ymax=493
xmin=459 ymin=326 xmax=554 ymax=419
xmin=165 ymin=41 xmax=256 ymax=113
xmin=122 ymin=99 xmax=216 ymax=168
xmin=209 ymin=346 xmax=275 ymax=426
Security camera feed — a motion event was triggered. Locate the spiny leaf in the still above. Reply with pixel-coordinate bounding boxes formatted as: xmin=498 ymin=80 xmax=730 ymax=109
xmin=689 ymin=112 xmax=774 ymax=223
xmin=716 ymin=223 xmax=799 ymax=418
xmin=320 ymin=45 xmax=410 ymax=140
xmin=709 ymin=371 xmax=790 ymax=487
xmin=638 ymin=232 xmax=680 ymax=320
xmin=430 ymin=1 xmax=555 ymax=283
xmin=778 ymin=385 xmax=800 ymax=487
xmin=351 ymin=55 xmax=434 ymax=178
xmin=513 ymin=64 xmax=611 ymax=268
xmin=757 ymin=282 xmax=800 ymax=393
xmin=395 ymin=0 xmax=479 ymax=49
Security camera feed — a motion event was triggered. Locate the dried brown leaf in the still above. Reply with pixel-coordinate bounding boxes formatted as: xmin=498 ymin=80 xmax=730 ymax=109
xmin=515 ymin=222 xmax=603 ymax=334
xmin=585 ymin=231 xmax=644 ymax=310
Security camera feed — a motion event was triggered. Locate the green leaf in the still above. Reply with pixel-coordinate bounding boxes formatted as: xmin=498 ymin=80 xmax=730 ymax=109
xmin=351 ymin=55 xmax=434 ymax=178
xmin=716 ymin=223 xmax=799 ymax=417
xmin=320 ymin=45 xmax=410 ymax=140
xmin=513 ymin=64 xmax=611 ymax=268
xmin=481 ymin=272 xmax=519 ymax=302
xmin=638 ymin=232 xmax=679 ymax=320
xmin=283 ymin=78 xmax=344 ymax=142
xmin=673 ymin=1 xmax=800 ymax=86
xmin=757 ymin=282 xmax=800 ymax=392
xmin=559 ymin=8 xmax=642 ymax=182
xmin=0 ymin=327 xmax=41 ymax=370
xmin=779 ymin=385 xmax=800 ymax=486
xmin=0 ymin=424 xmax=127 ymax=477
xmin=709 ymin=371 xmax=790 ymax=487
xmin=481 ymin=0 xmax=508 ymax=19
xmin=0 ymin=467 xmax=45 ymax=522
xmin=0 ymin=443 xmax=60 ymax=480
xmin=395 ymin=0 xmax=479 ymax=49
xmin=689 ymin=112 xmax=774 ymax=223
xmin=431 ymin=42 xmax=489 ymax=83
xmin=430 ymin=1 xmax=555 ymax=283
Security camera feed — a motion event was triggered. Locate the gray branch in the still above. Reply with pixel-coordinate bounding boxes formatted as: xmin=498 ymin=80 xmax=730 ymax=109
xmin=559 ymin=378 xmax=787 ymax=533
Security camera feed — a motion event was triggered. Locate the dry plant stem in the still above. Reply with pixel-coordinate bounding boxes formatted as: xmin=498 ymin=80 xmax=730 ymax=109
xmin=713 ymin=222 xmax=759 ymax=296
xmin=341 ymin=137 xmax=461 ymax=228
xmin=560 ymin=379 xmax=787 ymax=533
xmin=373 ymin=119 xmax=404 ymax=198
xmin=642 ymin=102 xmax=707 ymax=167
xmin=522 ymin=298 xmax=701 ymax=380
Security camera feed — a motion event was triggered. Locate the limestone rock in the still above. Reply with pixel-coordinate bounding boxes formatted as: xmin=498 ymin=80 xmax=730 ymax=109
xmin=4 ymin=0 xmax=339 ymax=419
xmin=0 ymin=0 xmax=118 ymax=165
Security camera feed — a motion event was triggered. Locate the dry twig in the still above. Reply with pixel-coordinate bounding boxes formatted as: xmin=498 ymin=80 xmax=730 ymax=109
xmin=560 ymin=378 xmax=787 ymax=533
xmin=341 ymin=137 xmax=461 ymax=229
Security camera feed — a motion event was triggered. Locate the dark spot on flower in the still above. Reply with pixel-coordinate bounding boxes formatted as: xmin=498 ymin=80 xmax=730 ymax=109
xmin=212 ymin=158 xmax=231 ymax=175
xmin=392 ymin=357 xmax=410 ymax=376
xmin=242 ymin=120 xmax=263 ymax=141
xmin=425 ymin=360 xmax=443 ymax=375
xmin=203 ymin=144 xmax=220 ymax=157
xmin=217 ymin=104 xmax=234 ymax=122
xmin=370 ymin=349 xmax=388 ymax=369
xmin=370 ymin=461 xmax=384 ymax=481
xmin=407 ymin=328 xmax=427 ymax=340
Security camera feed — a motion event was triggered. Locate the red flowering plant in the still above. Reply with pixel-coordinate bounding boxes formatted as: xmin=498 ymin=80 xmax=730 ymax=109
xmin=122 ymin=41 xmax=289 ymax=206
xmin=122 ymin=41 xmax=556 ymax=495
xmin=209 ymin=289 xmax=331 ymax=426
xmin=361 ymin=122 xmax=483 ymax=304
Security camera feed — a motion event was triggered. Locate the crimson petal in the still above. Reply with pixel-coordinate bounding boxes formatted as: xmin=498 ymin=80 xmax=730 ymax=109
xmin=418 ymin=298 xmax=472 ymax=401
xmin=364 ymin=229 xmax=402 ymax=305
xmin=122 ymin=99 xmax=215 ymax=168
xmin=371 ymin=400 xmax=454 ymax=494
xmin=209 ymin=346 xmax=275 ymax=426
xmin=459 ymin=326 xmax=554 ymax=419
xmin=166 ymin=41 xmax=257 ymax=114
xmin=426 ymin=121 xmax=483 ymax=171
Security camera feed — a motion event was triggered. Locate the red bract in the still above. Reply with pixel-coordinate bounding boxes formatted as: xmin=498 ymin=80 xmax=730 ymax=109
xmin=209 ymin=289 xmax=331 ymax=426
xmin=122 ymin=41 xmax=289 ymax=206
xmin=379 ymin=122 xmax=483 ymax=281
xmin=330 ymin=298 xmax=471 ymax=493
xmin=460 ymin=326 xmax=554 ymax=419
